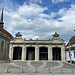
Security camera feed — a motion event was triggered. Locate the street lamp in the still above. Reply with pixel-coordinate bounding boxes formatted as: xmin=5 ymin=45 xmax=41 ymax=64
xmin=69 ymin=38 xmax=72 ymax=63
xmin=68 ymin=30 xmax=72 ymax=63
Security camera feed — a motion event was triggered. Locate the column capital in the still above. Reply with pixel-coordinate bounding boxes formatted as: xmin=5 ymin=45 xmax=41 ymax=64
xmin=23 ymin=44 xmax=26 ymax=46
xmin=62 ymin=44 xmax=65 ymax=46
xmin=49 ymin=44 xmax=52 ymax=46
xmin=36 ymin=44 xmax=38 ymax=46
xmin=10 ymin=43 xmax=13 ymax=46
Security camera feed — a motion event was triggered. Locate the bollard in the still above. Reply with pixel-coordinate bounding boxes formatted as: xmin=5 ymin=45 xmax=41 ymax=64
xmin=21 ymin=67 xmax=23 ymax=73
xmin=48 ymin=68 xmax=51 ymax=73
xmin=60 ymin=68 xmax=63 ymax=73
xmin=71 ymin=68 xmax=74 ymax=73
xmin=36 ymin=68 xmax=38 ymax=73
xmin=6 ymin=67 xmax=9 ymax=73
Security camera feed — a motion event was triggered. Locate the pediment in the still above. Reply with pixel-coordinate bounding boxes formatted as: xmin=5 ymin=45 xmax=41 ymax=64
xmin=11 ymin=37 xmax=24 ymax=43
xmin=51 ymin=37 xmax=64 ymax=43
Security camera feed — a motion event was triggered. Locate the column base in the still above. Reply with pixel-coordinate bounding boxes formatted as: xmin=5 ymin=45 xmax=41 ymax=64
xmin=22 ymin=58 xmax=26 ymax=61
xmin=48 ymin=59 xmax=52 ymax=61
xmin=61 ymin=59 xmax=65 ymax=62
xmin=35 ymin=59 xmax=39 ymax=61
xmin=9 ymin=58 xmax=13 ymax=61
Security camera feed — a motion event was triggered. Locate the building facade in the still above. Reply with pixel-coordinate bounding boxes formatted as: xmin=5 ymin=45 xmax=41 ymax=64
xmin=0 ymin=8 xmax=13 ymax=60
xmin=9 ymin=32 xmax=65 ymax=61
xmin=66 ymin=35 xmax=75 ymax=63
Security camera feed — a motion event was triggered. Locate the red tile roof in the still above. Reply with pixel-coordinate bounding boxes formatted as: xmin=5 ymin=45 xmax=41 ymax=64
xmin=67 ymin=35 xmax=75 ymax=46
xmin=65 ymin=46 xmax=75 ymax=51
xmin=0 ymin=26 xmax=13 ymax=39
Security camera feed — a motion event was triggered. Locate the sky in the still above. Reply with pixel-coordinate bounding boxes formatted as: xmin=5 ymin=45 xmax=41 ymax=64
xmin=0 ymin=0 xmax=75 ymax=43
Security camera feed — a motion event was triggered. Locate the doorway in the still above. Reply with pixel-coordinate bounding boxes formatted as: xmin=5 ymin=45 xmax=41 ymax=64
xmin=26 ymin=47 xmax=35 ymax=60
xmin=52 ymin=47 xmax=61 ymax=60
xmin=13 ymin=47 xmax=22 ymax=60
xmin=39 ymin=47 xmax=48 ymax=60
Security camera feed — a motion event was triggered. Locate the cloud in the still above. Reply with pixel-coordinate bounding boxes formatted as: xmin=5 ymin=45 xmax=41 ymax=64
xmin=0 ymin=0 xmax=20 ymax=11
xmin=18 ymin=3 xmax=47 ymax=17
xmin=0 ymin=1 xmax=75 ymax=42
xmin=52 ymin=0 xmax=70 ymax=3
xmin=29 ymin=0 xmax=42 ymax=4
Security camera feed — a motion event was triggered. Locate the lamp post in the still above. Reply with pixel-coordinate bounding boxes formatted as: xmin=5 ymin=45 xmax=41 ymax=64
xmin=68 ymin=30 xmax=72 ymax=63
xmin=69 ymin=38 xmax=72 ymax=63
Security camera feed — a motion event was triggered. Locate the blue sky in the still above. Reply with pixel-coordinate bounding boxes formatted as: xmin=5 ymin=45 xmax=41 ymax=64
xmin=0 ymin=0 xmax=75 ymax=43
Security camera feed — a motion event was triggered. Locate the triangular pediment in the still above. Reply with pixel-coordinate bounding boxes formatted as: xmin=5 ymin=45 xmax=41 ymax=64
xmin=11 ymin=37 xmax=24 ymax=43
xmin=51 ymin=37 xmax=64 ymax=43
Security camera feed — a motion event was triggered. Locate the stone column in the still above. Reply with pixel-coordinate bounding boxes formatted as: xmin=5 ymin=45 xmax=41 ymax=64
xmin=48 ymin=44 xmax=52 ymax=61
xmin=61 ymin=44 xmax=65 ymax=61
xmin=22 ymin=44 xmax=26 ymax=61
xmin=9 ymin=44 xmax=13 ymax=61
xmin=35 ymin=44 xmax=39 ymax=61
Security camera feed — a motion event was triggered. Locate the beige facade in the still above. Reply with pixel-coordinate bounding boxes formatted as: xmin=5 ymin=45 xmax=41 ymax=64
xmin=9 ymin=32 xmax=65 ymax=61
xmin=0 ymin=29 xmax=13 ymax=60
xmin=0 ymin=32 xmax=10 ymax=60
xmin=0 ymin=8 xmax=13 ymax=60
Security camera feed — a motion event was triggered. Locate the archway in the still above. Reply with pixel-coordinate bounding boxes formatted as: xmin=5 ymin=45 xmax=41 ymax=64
xmin=39 ymin=47 xmax=48 ymax=60
xmin=52 ymin=47 xmax=61 ymax=60
xmin=26 ymin=47 xmax=35 ymax=60
xmin=13 ymin=47 xmax=22 ymax=60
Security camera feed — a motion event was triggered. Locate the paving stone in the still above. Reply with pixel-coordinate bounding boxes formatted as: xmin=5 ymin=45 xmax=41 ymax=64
xmin=0 ymin=61 xmax=75 ymax=75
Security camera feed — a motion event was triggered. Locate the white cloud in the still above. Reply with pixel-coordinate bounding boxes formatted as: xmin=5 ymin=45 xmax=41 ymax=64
xmin=0 ymin=0 xmax=19 ymax=11
xmin=18 ymin=3 xmax=47 ymax=17
xmin=0 ymin=1 xmax=75 ymax=42
xmin=58 ymin=4 xmax=75 ymax=26
xmin=52 ymin=0 xmax=70 ymax=3
xmin=29 ymin=0 xmax=42 ymax=4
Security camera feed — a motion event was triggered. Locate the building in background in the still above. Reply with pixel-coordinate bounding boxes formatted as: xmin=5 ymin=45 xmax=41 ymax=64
xmin=0 ymin=8 xmax=13 ymax=60
xmin=9 ymin=32 xmax=65 ymax=61
xmin=65 ymin=35 xmax=75 ymax=63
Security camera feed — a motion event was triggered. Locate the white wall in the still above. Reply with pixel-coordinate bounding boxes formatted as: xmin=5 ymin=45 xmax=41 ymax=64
xmin=66 ymin=50 xmax=75 ymax=61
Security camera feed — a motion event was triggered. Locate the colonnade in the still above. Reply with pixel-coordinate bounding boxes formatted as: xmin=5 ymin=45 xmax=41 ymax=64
xmin=9 ymin=44 xmax=65 ymax=61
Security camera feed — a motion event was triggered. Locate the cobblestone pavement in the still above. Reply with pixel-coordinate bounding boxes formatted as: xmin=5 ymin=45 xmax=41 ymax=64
xmin=0 ymin=61 xmax=75 ymax=75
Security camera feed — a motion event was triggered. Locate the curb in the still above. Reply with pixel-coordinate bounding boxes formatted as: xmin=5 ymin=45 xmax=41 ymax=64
xmin=63 ymin=61 xmax=75 ymax=67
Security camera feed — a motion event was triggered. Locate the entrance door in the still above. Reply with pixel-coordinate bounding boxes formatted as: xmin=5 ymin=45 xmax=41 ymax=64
xmin=52 ymin=47 xmax=61 ymax=60
xmin=26 ymin=47 xmax=35 ymax=60
xmin=13 ymin=47 xmax=22 ymax=60
xmin=39 ymin=47 xmax=48 ymax=60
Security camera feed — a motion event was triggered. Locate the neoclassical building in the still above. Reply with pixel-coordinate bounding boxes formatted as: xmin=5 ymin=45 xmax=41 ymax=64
xmin=9 ymin=32 xmax=65 ymax=61
xmin=0 ymin=8 xmax=13 ymax=60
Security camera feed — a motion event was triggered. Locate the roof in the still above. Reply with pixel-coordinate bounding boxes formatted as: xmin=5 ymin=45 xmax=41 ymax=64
xmin=0 ymin=26 xmax=13 ymax=39
xmin=67 ymin=36 xmax=75 ymax=46
xmin=65 ymin=46 xmax=75 ymax=51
